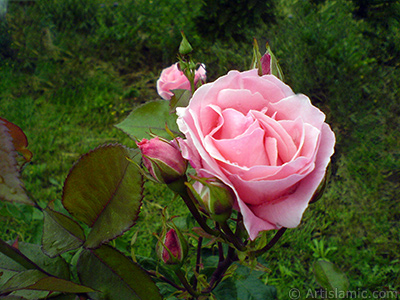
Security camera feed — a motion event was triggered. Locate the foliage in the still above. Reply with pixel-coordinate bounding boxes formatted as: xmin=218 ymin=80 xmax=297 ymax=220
xmin=0 ymin=18 xmax=14 ymax=60
xmin=195 ymin=0 xmax=275 ymax=42
xmin=270 ymin=0 xmax=376 ymax=119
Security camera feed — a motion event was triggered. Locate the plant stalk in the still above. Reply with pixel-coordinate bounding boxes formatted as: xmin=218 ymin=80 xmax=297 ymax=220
xmin=252 ymin=227 xmax=287 ymax=257
xmin=170 ymin=177 xmax=220 ymax=237
xmin=193 ymin=236 xmax=203 ymax=290
xmin=175 ymin=268 xmax=200 ymax=298
xmin=203 ymin=246 xmax=238 ymax=294
xmin=219 ymin=221 xmax=247 ymax=251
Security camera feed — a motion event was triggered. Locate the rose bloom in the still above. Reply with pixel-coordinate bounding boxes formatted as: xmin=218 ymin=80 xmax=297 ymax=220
xmin=177 ymin=70 xmax=335 ymax=240
xmin=157 ymin=63 xmax=206 ymax=100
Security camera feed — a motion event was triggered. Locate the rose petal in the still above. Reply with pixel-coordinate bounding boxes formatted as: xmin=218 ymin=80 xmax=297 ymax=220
xmin=270 ymin=94 xmax=325 ymax=128
xmin=251 ymin=110 xmax=297 ymax=163
xmin=210 ymin=127 xmax=269 ymax=167
xmin=250 ymin=123 xmax=335 ymax=229
xmin=243 ymin=74 xmax=295 ymax=103
xmin=199 ymin=105 xmax=223 ymax=136
xmin=213 ymin=108 xmax=256 ymax=140
xmin=227 ymin=166 xmax=314 ymax=205
xmin=216 ymin=89 xmax=267 ymax=115
xmin=264 ymin=137 xmax=278 ymax=166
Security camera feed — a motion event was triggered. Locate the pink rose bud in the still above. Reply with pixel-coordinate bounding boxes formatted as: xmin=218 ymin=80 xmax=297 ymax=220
xmin=260 ymin=52 xmax=272 ymax=75
xmin=156 ymin=63 xmax=206 ymax=100
xmin=156 ymin=227 xmax=188 ymax=266
xmin=137 ymin=137 xmax=187 ymax=184
xmin=197 ymin=180 xmax=235 ymax=223
xmin=261 ymin=43 xmax=284 ymax=80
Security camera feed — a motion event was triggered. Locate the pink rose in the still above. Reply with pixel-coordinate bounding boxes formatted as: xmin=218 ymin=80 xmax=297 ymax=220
xmin=157 ymin=63 xmax=206 ymax=100
xmin=137 ymin=137 xmax=187 ymax=184
xmin=176 ymin=70 xmax=335 ymax=240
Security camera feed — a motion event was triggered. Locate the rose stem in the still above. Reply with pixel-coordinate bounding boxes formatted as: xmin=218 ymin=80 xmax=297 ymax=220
xmin=202 ymin=246 xmax=238 ymax=294
xmin=193 ymin=236 xmax=203 ymax=290
xmin=173 ymin=178 xmax=220 ymax=237
xmin=218 ymin=241 xmax=224 ymax=262
xmin=219 ymin=221 xmax=247 ymax=251
xmin=146 ymin=270 xmax=184 ymax=291
xmin=190 ymin=76 xmax=195 ymax=95
xmin=214 ymin=223 xmax=225 ymax=262
xmin=252 ymin=227 xmax=287 ymax=257
xmin=175 ymin=268 xmax=200 ymax=298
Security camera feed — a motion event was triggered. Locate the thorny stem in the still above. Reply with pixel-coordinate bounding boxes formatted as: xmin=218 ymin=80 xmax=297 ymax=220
xmin=217 ymin=241 xmax=224 ymax=263
xmin=193 ymin=236 xmax=203 ymax=290
xmin=190 ymin=72 xmax=196 ymax=95
xmin=202 ymin=246 xmax=238 ymax=294
xmin=172 ymin=177 xmax=220 ymax=237
xmin=146 ymin=270 xmax=184 ymax=291
xmin=219 ymin=221 xmax=247 ymax=251
xmin=175 ymin=268 xmax=200 ymax=299
xmin=252 ymin=227 xmax=287 ymax=257
xmin=215 ymin=223 xmax=224 ymax=262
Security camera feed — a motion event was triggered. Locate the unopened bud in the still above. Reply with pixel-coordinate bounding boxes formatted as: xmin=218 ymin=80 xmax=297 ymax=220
xmin=197 ymin=180 xmax=235 ymax=223
xmin=179 ymin=31 xmax=193 ymax=55
xmin=137 ymin=137 xmax=187 ymax=184
xmin=260 ymin=52 xmax=271 ymax=75
xmin=261 ymin=43 xmax=284 ymax=80
xmin=156 ymin=226 xmax=188 ymax=266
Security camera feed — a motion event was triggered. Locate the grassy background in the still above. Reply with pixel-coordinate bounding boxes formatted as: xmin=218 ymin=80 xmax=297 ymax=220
xmin=1 ymin=0 xmax=399 ymax=298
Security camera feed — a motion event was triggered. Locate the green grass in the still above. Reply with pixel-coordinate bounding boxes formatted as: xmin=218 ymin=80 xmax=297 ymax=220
xmin=1 ymin=0 xmax=399 ymax=298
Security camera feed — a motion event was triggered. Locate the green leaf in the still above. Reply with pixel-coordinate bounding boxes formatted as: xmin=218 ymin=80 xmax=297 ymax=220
xmin=213 ymin=277 xmax=237 ymax=299
xmin=62 ymin=144 xmax=143 ymax=249
xmin=115 ymin=100 xmax=180 ymax=140
xmin=0 ymin=120 xmax=33 ymax=206
xmin=0 ymin=239 xmax=42 ymax=272
xmin=0 ymin=117 xmax=32 ymax=163
xmin=0 ymin=269 xmax=94 ymax=295
xmin=136 ymin=255 xmax=178 ymax=285
xmin=266 ymin=43 xmax=284 ymax=81
xmin=169 ymin=89 xmax=192 ymax=113
xmin=235 ymin=272 xmax=277 ymax=300
xmin=313 ymin=260 xmax=349 ymax=293
xmin=250 ymin=38 xmax=262 ymax=74
xmin=0 ymin=241 xmax=70 ymax=280
xmin=42 ymin=208 xmax=85 ymax=258
xmin=77 ymin=245 xmax=162 ymax=300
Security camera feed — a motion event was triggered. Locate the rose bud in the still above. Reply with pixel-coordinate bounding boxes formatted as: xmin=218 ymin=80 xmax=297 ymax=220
xmin=260 ymin=52 xmax=271 ymax=75
xmin=197 ymin=180 xmax=235 ymax=223
xmin=157 ymin=63 xmax=206 ymax=100
xmin=179 ymin=31 xmax=193 ymax=55
xmin=260 ymin=43 xmax=284 ymax=80
xmin=156 ymin=227 xmax=188 ymax=266
xmin=137 ymin=137 xmax=187 ymax=184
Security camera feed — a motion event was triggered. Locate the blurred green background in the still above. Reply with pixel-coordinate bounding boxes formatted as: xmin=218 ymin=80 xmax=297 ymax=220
xmin=0 ymin=0 xmax=399 ymax=298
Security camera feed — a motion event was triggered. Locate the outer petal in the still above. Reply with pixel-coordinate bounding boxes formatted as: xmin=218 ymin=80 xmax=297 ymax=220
xmin=250 ymin=123 xmax=335 ymax=230
xmin=242 ymin=74 xmax=294 ymax=103
xmin=270 ymin=94 xmax=326 ymax=128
